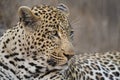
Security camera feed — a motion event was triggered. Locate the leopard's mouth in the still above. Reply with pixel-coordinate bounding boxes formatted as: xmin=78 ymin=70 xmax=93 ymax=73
xmin=48 ymin=53 xmax=68 ymax=66
xmin=63 ymin=53 xmax=74 ymax=60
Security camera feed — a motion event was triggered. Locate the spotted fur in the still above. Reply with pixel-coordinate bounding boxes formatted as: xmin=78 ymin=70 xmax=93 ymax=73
xmin=59 ymin=51 xmax=120 ymax=80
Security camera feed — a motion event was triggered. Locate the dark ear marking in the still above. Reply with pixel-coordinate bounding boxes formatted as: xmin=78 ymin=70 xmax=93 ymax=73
xmin=57 ymin=3 xmax=69 ymax=16
xmin=18 ymin=6 xmax=36 ymax=26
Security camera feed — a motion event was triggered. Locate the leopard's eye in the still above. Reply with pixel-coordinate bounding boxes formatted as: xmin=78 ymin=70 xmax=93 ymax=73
xmin=69 ymin=30 xmax=74 ymax=40
xmin=54 ymin=31 xmax=58 ymax=36
xmin=70 ymin=30 xmax=74 ymax=36
xmin=52 ymin=31 xmax=60 ymax=38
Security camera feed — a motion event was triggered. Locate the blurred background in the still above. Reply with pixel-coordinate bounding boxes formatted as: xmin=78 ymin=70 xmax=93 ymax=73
xmin=0 ymin=0 xmax=120 ymax=54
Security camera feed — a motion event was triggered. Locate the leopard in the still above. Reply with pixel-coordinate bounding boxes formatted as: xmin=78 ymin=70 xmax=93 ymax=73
xmin=0 ymin=3 xmax=75 ymax=80
xmin=0 ymin=3 xmax=119 ymax=80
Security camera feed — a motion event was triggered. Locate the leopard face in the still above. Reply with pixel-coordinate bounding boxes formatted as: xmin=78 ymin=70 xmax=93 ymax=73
xmin=0 ymin=4 xmax=74 ymax=79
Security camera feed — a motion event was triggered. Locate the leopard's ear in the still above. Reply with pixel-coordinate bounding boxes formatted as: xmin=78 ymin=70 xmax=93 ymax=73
xmin=57 ymin=3 xmax=69 ymax=16
xmin=18 ymin=6 xmax=36 ymax=25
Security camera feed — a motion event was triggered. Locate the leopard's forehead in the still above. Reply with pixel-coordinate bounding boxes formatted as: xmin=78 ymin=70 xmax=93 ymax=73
xmin=31 ymin=5 xmax=66 ymax=19
xmin=32 ymin=5 xmax=58 ymax=13
xmin=31 ymin=5 xmax=67 ymax=25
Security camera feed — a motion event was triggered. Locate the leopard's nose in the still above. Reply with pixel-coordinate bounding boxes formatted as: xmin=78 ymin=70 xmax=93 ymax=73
xmin=64 ymin=47 xmax=75 ymax=60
